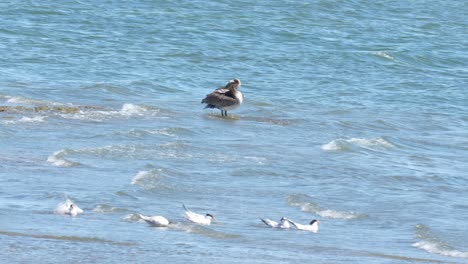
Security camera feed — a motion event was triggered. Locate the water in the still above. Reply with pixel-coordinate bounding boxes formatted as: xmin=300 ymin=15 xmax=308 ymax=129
xmin=1 ymin=0 xmax=467 ymax=263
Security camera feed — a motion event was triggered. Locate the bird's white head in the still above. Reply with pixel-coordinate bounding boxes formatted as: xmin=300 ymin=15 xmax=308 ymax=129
xmin=226 ymin=79 xmax=241 ymax=89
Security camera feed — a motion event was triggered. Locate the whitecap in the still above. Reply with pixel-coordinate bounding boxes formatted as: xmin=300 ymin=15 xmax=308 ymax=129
xmin=413 ymin=224 xmax=468 ymax=258
xmin=120 ymin=103 xmax=150 ymax=116
xmin=47 ymin=149 xmax=80 ymax=167
xmin=316 ymin=209 xmax=363 ymax=220
xmin=4 ymin=95 xmax=53 ymax=105
xmin=373 ymin=51 xmax=394 ymax=60
xmin=57 ymin=103 xmax=160 ymax=122
xmin=123 ymin=127 xmax=183 ymax=137
xmin=122 ymin=213 xmax=142 ymax=222
xmin=93 ymin=204 xmax=126 ymax=213
xmin=47 ymin=144 xmax=148 ymax=168
xmin=4 ymin=116 xmax=46 ymax=124
xmin=321 ymin=139 xmax=346 ymax=151
xmin=131 ymin=170 xmax=158 ymax=185
xmin=413 ymin=241 xmax=468 ymax=258
xmin=321 ymin=137 xmax=394 ymax=151
xmin=130 ymin=169 xmax=169 ymax=190
xmin=287 ymin=194 xmax=366 ymax=220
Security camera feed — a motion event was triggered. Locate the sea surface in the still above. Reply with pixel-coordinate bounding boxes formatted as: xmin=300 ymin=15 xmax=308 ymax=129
xmin=1 ymin=0 xmax=467 ymax=263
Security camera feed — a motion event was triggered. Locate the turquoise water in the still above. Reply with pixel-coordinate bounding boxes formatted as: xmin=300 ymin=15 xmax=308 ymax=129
xmin=1 ymin=1 xmax=467 ymax=263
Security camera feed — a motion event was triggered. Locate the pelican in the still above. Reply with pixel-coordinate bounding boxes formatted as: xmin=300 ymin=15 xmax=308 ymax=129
xmin=183 ymin=204 xmax=215 ymax=225
xmin=139 ymin=214 xmax=171 ymax=227
xmin=286 ymin=219 xmax=319 ymax=233
xmin=260 ymin=217 xmax=291 ymax=229
xmin=201 ymin=79 xmax=243 ymax=117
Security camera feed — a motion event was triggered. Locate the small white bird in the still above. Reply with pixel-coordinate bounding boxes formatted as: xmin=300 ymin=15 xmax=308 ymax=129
xmin=139 ymin=214 xmax=171 ymax=227
xmin=55 ymin=199 xmax=83 ymax=217
xmin=183 ymin=204 xmax=215 ymax=225
xmin=260 ymin=217 xmax=291 ymax=229
xmin=287 ymin=219 xmax=320 ymax=233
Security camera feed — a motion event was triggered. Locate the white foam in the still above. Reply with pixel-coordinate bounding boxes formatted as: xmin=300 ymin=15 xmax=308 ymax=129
xmin=4 ymin=116 xmax=46 ymax=124
xmin=413 ymin=241 xmax=468 ymax=258
xmin=93 ymin=204 xmax=124 ymax=213
xmin=131 ymin=170 xmax=162 ymax=186
xmin=4 ymin=95 xmax=52 ymax=105
xmin=413 ymin=224 xmax=468 ymax=258
xmin=288 ymin=194 xmax=366 ymax=220
xmin=120 ymin=103 xmax=149 ymax=116
xmin=131 ymin=170 xmax=151 ymax=185
xmin=373 ymin=51 xmax=394 ymax=60
xmin=58 ymin=103 xmax=159 ymax=122
xmin=316 ymin=209 xmax=362 ymax=220
xmin=122 ymin=213 xmax=141 ymax=222
xmin=125 ymin=128 xmax=177 ymax=137
xmin=47 ymin=150 xmax=80 ymax=167
xmin=322 ymin=137 xmax=394 ymax=151
xmin=321 ymin=140 xmax=344 ymax=151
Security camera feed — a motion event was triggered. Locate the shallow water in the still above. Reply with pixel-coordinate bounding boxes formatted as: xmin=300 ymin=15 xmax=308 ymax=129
xmin=1 ymin=0 xmax=467 ymax=263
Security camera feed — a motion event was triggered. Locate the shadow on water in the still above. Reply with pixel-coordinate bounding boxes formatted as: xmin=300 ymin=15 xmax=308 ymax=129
xmin=0 ymin=230 xmax=136 ymax=246
xmin=204 ymin=113 xmax=298 ymax=126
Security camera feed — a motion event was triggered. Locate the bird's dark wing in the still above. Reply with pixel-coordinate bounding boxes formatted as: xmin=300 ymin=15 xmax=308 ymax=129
xmin=201 ymin=90 xmax=238 ymax=108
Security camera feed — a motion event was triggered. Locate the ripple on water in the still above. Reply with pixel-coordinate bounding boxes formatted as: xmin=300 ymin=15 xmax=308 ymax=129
xmin=413 ymin=224 xmax=468 ymax=259
xmin=287 ymin=194 xmax=367 ymax=220
xmin=0 ymin=230 xmax=135 ymax=246
xmin=321 ymin=137 xmax=395 ymax=152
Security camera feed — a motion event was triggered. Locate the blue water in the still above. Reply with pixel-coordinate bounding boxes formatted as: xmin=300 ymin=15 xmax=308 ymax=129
xmin=1 ymin=1 xmax=467 ymax=263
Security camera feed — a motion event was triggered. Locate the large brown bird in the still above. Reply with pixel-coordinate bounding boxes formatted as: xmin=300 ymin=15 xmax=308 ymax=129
xmin=201 ymin=79 xmax=243 ymax=117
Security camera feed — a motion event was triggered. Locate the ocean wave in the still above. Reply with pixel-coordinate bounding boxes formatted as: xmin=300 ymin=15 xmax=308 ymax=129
xmin=93 ymin=204 xmax=128 ymax=213
xmin=123 ymin=213 xmax=144 ymax=223
xmin=1 ymin=95 xmax=161 ymax=122
xmin=131 ymin=170 xmax=160 ymax=185
xmin=58 ymin=103 xmax=161 ymax=122
xmin=0 ymin=230 xmax=134 ymax=246
xmin=372 ymin=51 xmax=394 ymax=60
xmin=130 ymin=169 xmax=177 ymax=191
xmin=413 ymin=224 xmax=468 ymax=258
xmin=2 ymin=95 xmax=58 ymax=106
xmin=287 ymin=194 xmax=367 ymax=220
xmin=47 ymin=144 xmax=150 ymax=167
xmin=321 ymin=137 xmax=394 ymax=151
xmin=47 ymin=149 xmax=81 ymax=167
xmin=179 ymin=224 xmax=241 ymax=240
xmin=121 ymin=127 xmax=191 ymax=138
xmin=3 ymin=116 xmax=46 ymax=124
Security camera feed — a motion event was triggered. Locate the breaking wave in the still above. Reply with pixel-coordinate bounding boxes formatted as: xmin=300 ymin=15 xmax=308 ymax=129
xmin=93 ymin=204 xmax=128 ymax=213
xmin=3 ymin=116 xmax=46 ymax=124
xmin=118 ymin=127 xmax=192 ymax=138
xmin=130 ymin=169 xmax=178 ymax=191
xmin=287 ymin=194 xmax=367 ymax=220
xmin=413 ymin=224 xmax=468 ymax=258
xmin=47 ymin=149 xmax=81 ymax=167
xmin=321 ymin=137 xmax=394 ymax=151
xmin=57 ymin=103 xmax=161 ymax=122
xmin=372 ymin=51 xmax=395 ymax=60
xmin=1 ymin=95 xmax=161 ymax=122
